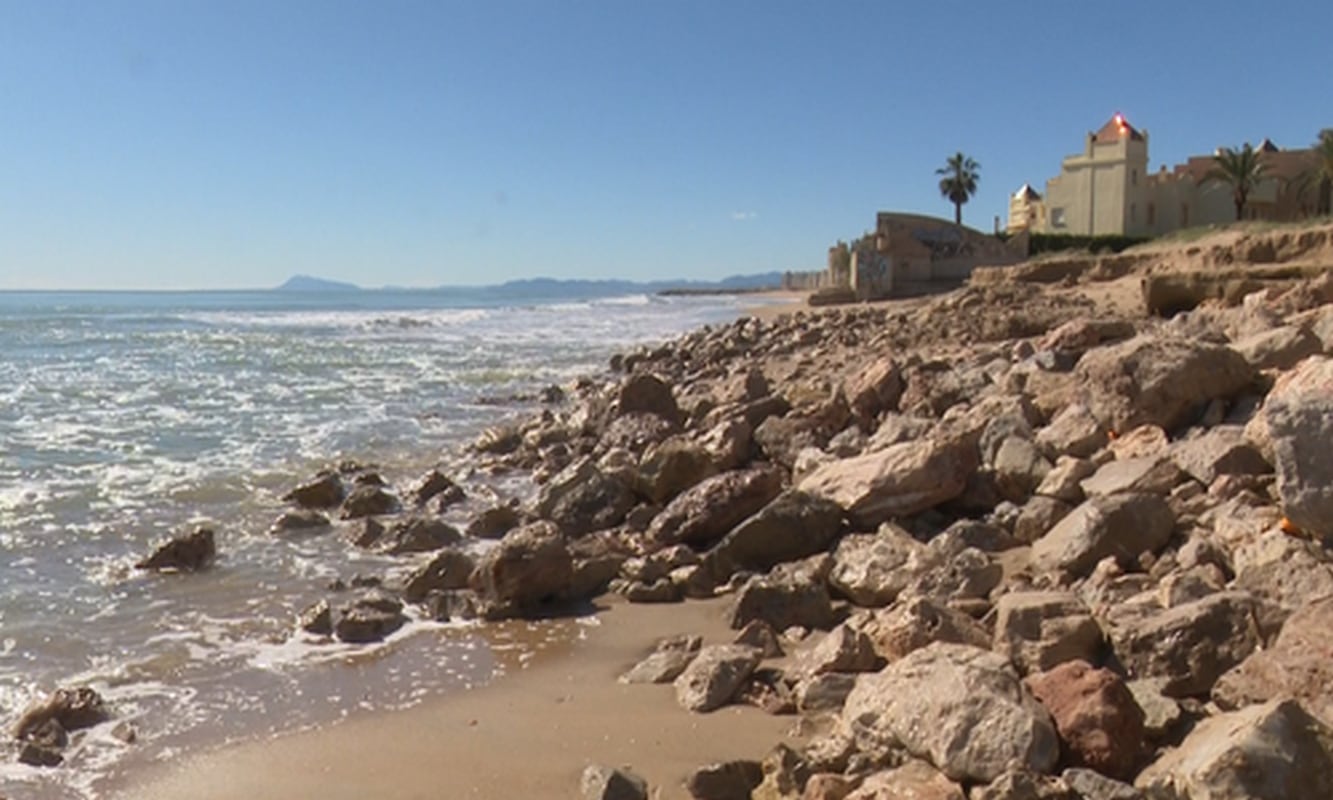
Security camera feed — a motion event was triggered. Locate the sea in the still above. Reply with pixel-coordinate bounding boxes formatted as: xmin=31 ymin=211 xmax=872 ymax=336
xmin=0 ymin=287 xmax=758 ymax=798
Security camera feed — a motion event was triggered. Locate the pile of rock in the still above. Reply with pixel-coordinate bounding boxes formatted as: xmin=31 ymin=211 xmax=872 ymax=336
xmin=556 ymin=268 xmax=1333 ymax=797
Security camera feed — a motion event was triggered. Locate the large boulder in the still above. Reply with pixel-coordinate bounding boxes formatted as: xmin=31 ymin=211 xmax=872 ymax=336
xmin=1231 ymin=324 xmax=1323 ymax=370
xmin=1030 ymin=493 xmax=1175 ymax=579
xmin=536 ymin=459 xmax=636 ymax=537
xmin=1256 ymin=355 xmax=1333 ymax=538
xmin=846 ymin=761 xmax=964 ymax=800
xmin=828 ymin=524 xmax=932 ymax=607
xmin=14 ymin=687 xmax=109 ymax=740
xmin=797 ymin=437 xmax=977 ymax=529
xmin=636 ymin=437 xmax=718 ymax=505
xmin=844 ymin=357 xmax=903 ymax=425
xmin=470 ymin=521 xmax=574 ymax=612
xmin=866 ymin=596 xmax=991 ymax=663
xmin=701 ymin=490 xmax=843 ymax=580
xmin=340 ymin=485 xmax=399 ymax=519
xmin=283 ymin=472 xmax=346 ymax=509
xmin=581 ymin=765 xmax=649 ymax=800
xmin=1135 ymin=699 xmax=1333 ymax=799
xmin=1169 ymin=425 xmax=1271 ymax=487
xmin=1108 ymin=591 xmax=1263 ymax=697
xmin=617 ymin=372 xmax=681 ymax=424
xmin=1213 ymin=595 xmax=1333 ymax=725
xmin=1074 ymin=336 xmax=1255 ymax=432
xmin=136 ymin=527 xmax=216 ymax=572
xmin=729 ymin=572 xmax=836 ymax=632
xmin=400 ymin=548 xmax=476 ymax=603
xmin=674 ymin=644 xmax=762 ymax=713
xmin=1025 ymin=660 xmax=1146 ymax=781
xmin=333 ymin=593 xmax=407 ymax=643
xmin=841 ymin=643 xmax=1059 ymax=783
xmin=646 ymin=466 xmax=785 ymax=548
xmin=369 ymin=515 xmax=463 ymax=555
xmin=993 ymin=591 xmax=1104 ymax=675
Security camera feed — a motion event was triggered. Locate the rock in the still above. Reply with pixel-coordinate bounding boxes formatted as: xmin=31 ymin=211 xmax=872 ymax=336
xmin=730 ymin=573 xmax=836 ymax=632
xmin=828 ymin=525 xmax=931 ymax=607
xmin=1030 ymin=493 xmax=1175 ymax=579
xmin=617 ymin=372 xmax=681 ymax=424
xmin=1169 ymin=425 xmax=1271 ymax=486
xmin=846 ymin=760 xmax=964 ymax=800
xmin=270 ymin=509 xmax=331 ymax=533
xmin=135 ymin=527 xmax=217 ymax=572
xmin=14 ymin=686 xmax=109 ymax=739
xmin=970 ymin=770 xmax=1078 ymax=800
xmin=674 ymin=644 xmax=763 ymax=713
xmin=734 ymin=620 xmax=784 ymax=659
xmin=1231 ymin=532 xmax=1333 ymax=610
xmin=471 ymin=521 xmax=574 ymax=612
xmin=1060 ymin=769 xmax=1142 ymax=800
xmin=474 ymin=423 xmax=521 ymax=454
xmin=1013 ymin=496 xmax=1073 ymax=544
xmin=1258 ymin=355 xmax=1333 ymax=538
xmin=1135 ymin=699 xmax=1333 ymax=799
xmin=866 ymin=596 xmax=991 ymax=662
xmin=703 ymin=490 xmax=844 ymax=580
xmin=799 ymin=624 xmax=881 ymax=675
xmin=333 ymin=593 xmax=407 ymax=643
xmin=1035 ymin=404 xmax=1107 ymax=460
xmin=372 ymin=515 xmax=463 ymax=555
xmin=841 ymin=643 xmax=1059 ymax=783
xmin=539 ymin=460 xmax=636 ymax=537
xmin=401 ymin=548 xmax=476 ymax=602
xmin=795 ymin=673 xmax=859 ymax=714
xmin=750 ymin=744 xmax=809 ymax=800
xmin=844 ymin=357 xmax=903 ymax=424
xmin=340 ymin=485 xmax=399 ymax=519
xmin=1127 ymin=679 xmax=1182 ymax=741
xmin=993 ymin=591 xmax=1104 ymax=675
xmin=901 ymin=546 xmax=1001 ymax=605
xmin=637 ymin=437 xmax=719 ymax=505
xmin=991 ymin=435 xmax=1053 ymax=502
xmin=1213 ymin=595 xmax=1333 ymax=725
xmin=1074 ymin=335 xmax=1255 ymax=432
xmin=736 ymin=667 xmax=796 ymax=715
xmin=1078 ymin=456 xmax=1184 ymax=498
xmin=18 ymin=738 xmax=64 ymax=767
xmin=1108 ymin=590 xmax=1263 ymax=697
xmin=1034 ymin=456 xmax=1095 ymax=504
xmin=410 ymin=469 xmax=459 ymax=507
xmin=803 ymin=773 xmax=855 ymax=800
xmin=298 ymin=599 xmax=333 ymax=635
xmin=685 ymin=760 xmax=764 ymax=800
xmin=699 ymin=417 xmax=754 ymax=471
xmin=465 ymin=504 xmax=521 ymax=539
xmin=754 ymin=413 xmax=829 ymax=469
xmin=716 ymin=368 xmax=770 ymax=406
xmin=1231 ymin=324 xmax=1323 ymax=370
xmin=647 ymin=466 xmax=786 ymax=548
xmin=1025 ymin=660 xmax=1145 ymax=780
xmin=797 ymin=437 xmax=977 ymax=529
xmin=620 ymin=635 xmax=702 ymax=684
xmin=581 ymin=764 xmax=649 ymax=800
xmin=621 ymin=578 xmax=682 ymax=603
xmin=283 ymin=472 xmax=345 ymax=509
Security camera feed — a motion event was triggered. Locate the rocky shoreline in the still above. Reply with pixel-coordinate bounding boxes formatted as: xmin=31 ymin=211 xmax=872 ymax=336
xmin=18 ymin=223 xmax=1333 ymax=799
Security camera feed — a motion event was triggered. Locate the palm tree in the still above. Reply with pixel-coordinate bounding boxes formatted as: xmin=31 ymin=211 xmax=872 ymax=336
xmin=1314 ymin=129 xmax=1333 ymax=216
xmin=936 ymin=152 xmax=980 ymax=225
xmin=1204 ymin=143 xmax=1269 ymax=221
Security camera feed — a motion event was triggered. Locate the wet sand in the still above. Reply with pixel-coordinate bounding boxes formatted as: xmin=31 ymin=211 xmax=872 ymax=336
xmin=119 ymin=597 xmax=799 ymax=800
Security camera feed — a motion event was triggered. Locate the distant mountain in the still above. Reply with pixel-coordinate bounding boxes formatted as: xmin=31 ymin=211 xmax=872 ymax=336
xmin=272 ymin=271 xmax=784 ymax=295
xmin=275 ymin=275 xmax=361 ymax=292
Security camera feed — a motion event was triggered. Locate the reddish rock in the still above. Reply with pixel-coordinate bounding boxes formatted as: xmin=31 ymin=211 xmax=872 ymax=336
xmin=1025 ymin=660 xmax=1146 ymax=780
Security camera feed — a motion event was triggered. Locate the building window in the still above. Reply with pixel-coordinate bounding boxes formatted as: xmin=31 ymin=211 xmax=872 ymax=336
xmin=1132 ymin=169 xmax=1138 ymax=186
xmin=1147 ymin=203 xmax=1156 ymax=226
xmin=1051 ymin=208 xmax=1066 ymax=228
xmin=1130 ymin=203 xmax=1137 ymax=222
xmin=1181 ymin=204 xmax=1190 ymax=227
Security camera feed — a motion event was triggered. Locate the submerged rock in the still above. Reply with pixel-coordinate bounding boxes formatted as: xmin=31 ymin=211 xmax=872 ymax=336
xmin=136 ymin=527 xmax=217 ymax=572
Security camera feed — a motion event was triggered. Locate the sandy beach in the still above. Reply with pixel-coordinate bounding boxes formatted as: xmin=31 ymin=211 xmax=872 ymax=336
xmin=118 ymin=597 xmax=799 ymax=800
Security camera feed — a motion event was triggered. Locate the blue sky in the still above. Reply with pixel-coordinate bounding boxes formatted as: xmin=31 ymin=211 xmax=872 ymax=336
xmin=1 ymin=0 xmax=1329 ymax=290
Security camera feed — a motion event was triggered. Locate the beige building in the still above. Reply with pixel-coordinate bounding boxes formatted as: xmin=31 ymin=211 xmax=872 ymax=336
xmin=835 ymin=212 xmax=1024 ymax=299
xmin=1010 ymin=115 xmax=1324 ymax=236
